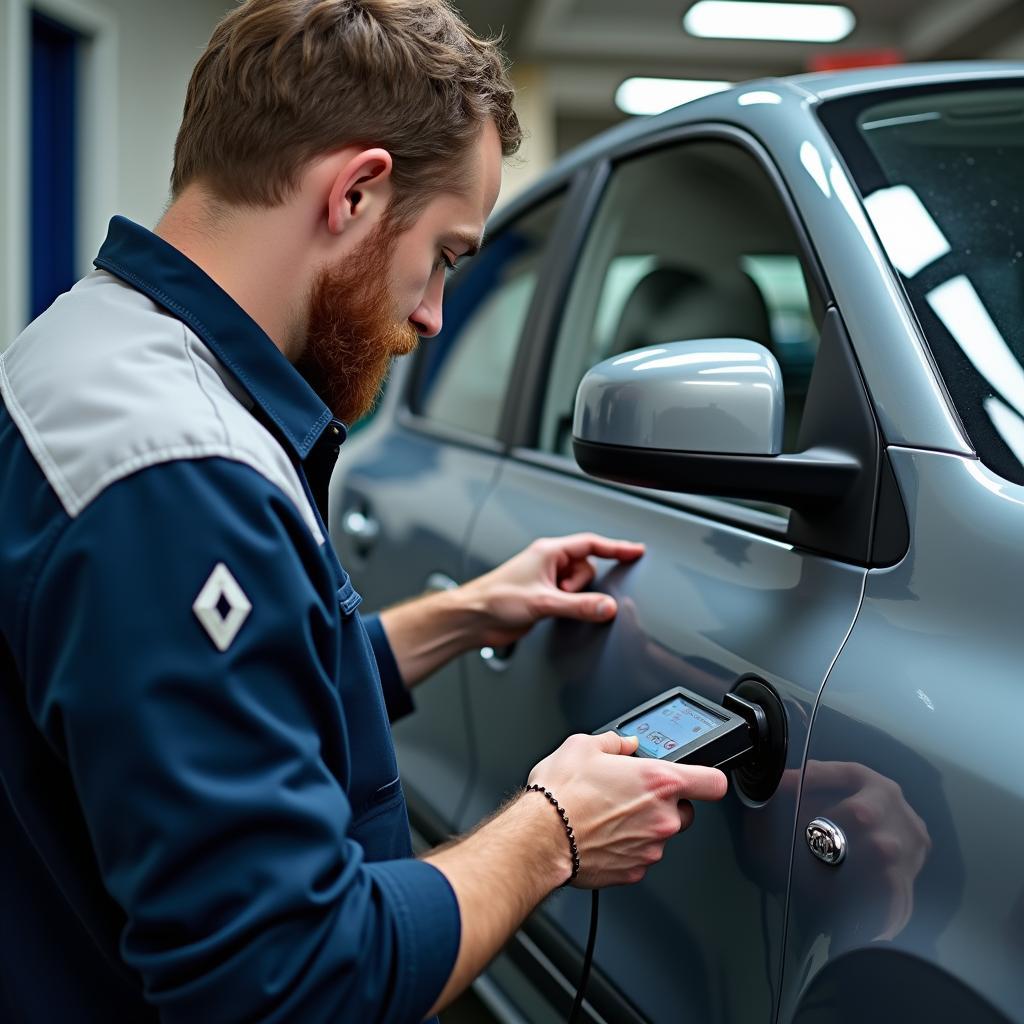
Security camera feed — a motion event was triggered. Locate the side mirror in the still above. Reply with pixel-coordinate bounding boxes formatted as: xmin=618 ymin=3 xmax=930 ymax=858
xmin=573 ymin=339 xmax=785 ymax=456
xmin=572 ymin=338 xmax=860 ymax=510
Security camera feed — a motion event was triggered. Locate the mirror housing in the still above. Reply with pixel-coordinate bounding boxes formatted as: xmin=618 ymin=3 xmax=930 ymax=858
xmin=572 ymin=339 xmax=785 ymax=456
xmin=572 ymin=336 xmax=861 ymax=511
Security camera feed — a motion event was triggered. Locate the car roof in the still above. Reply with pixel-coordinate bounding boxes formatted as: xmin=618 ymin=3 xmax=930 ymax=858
xmin=789 ymin=60 xmax=1024 ymax=99
xmin=499 ymin=60 xmax=1024 ymax=221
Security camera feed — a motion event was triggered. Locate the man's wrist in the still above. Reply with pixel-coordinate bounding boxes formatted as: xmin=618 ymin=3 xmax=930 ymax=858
xmin=513 ymin=787 xmax=575 ymax=890
xmin=445 ymin=577 xmax=493 ymax=652
xmin=524 ymin=784 xmax=580 ymax=883
xmin=424 ymin=788 xmax=572 ymax=916
xmin=379 ymin=585 xmax=492 ymax=688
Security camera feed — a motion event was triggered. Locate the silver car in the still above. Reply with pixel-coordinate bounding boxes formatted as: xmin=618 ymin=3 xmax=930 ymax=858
xmin=331 ymin=63 xmax=1024 ymax=1024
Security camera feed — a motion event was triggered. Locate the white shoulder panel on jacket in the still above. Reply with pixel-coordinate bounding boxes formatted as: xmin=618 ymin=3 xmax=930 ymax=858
xmin=0 ymin=270 xmax=324 ymax=545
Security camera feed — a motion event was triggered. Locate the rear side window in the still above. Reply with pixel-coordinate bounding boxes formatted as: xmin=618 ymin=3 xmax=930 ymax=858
xmin=411 ymin=194 xmax=565 ymax=439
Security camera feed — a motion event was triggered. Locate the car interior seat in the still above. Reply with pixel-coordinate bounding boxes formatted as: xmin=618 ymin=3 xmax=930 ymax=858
xmin=609 ymin=264 xmax=773 ymax=360
xmin=554 ymin=263 xmax=780 ymax=457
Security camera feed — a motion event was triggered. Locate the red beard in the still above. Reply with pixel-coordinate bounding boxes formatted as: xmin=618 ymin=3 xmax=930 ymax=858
xmin=297 ymin=218 xmax=419 ymax=425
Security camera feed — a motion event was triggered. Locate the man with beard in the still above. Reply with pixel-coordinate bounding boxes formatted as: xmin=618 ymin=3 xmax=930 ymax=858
xmin=0 ymin=2 xmax=727 ymax=1022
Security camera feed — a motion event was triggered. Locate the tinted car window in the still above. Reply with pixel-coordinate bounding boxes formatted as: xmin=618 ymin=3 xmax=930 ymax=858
xmin=411 ymin=194 xmax=565 ymax=439
xmin=821 ymin=84 xmax=1024 ymax=485
xmin=538 ymin=140 xmax=821 ymax=461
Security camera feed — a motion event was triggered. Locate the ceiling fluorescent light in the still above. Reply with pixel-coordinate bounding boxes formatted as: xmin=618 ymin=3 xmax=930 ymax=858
xmin=616 ymin=77 xmax=731 ymax=116
xmin=683 ymin=1 xmax=856 ymax=43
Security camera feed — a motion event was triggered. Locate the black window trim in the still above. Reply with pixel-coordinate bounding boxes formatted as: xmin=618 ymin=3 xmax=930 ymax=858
xmin=505 ymin=121 xmax=836 ymax=544
xmin=498 ymin=158 xmax=613 ymax=448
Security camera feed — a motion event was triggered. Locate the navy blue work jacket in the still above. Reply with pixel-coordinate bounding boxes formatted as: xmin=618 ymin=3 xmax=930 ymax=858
xmin=0 ymin=217 xmax=460 ymax=1022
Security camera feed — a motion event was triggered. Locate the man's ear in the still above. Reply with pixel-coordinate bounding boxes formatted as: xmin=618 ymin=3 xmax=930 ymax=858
xmin=326 ymin=148 xmax=394 ymax=235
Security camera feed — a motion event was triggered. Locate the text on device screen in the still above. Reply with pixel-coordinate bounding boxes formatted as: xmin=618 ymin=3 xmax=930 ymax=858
xmin=622 ymin=697 xmax=724 ymax=757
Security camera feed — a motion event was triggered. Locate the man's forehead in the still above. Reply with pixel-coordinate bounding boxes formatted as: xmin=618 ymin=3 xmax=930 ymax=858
xmin=423 ymin=121 xmax=502 ymax=248
xmin=454 ymin=118 xmax=502 ymax=241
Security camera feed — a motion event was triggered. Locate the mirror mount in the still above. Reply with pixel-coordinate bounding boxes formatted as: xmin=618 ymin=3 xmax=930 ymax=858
xmin=571 ymin=440 xmax=861 ymax=512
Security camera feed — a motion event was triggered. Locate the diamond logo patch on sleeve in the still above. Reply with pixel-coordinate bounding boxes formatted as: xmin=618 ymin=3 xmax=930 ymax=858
xmin=192 ymin=563 xmax=252 ymax=652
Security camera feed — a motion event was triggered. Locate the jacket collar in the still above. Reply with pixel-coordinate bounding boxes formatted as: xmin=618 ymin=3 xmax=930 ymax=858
xmin=94 ymin=215 xmax=344 ymax=460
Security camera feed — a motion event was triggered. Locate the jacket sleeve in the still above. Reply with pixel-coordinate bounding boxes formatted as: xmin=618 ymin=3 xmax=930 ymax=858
xmin=21 ymin=457 xmax=460 ymax=1024
xmin=360 ymin=613 xmax=415 ymax=723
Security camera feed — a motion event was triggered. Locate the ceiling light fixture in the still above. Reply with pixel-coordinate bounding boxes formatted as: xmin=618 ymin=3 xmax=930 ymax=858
xmin=615 ymin=77 xmax=731 ymax=116
xmin=683 ymin=1 xmax=856 ymax=43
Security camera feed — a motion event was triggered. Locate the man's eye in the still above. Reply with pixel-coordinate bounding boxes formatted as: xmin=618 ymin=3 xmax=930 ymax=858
xmin=438 ymin=252 xmax=457 ymax=272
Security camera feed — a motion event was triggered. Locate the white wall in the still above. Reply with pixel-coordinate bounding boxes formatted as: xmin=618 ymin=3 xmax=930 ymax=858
xmin=497 ymin=62 xmax=557 ymax=211
xmin=1 ymin=0 xmax=231 ymax=346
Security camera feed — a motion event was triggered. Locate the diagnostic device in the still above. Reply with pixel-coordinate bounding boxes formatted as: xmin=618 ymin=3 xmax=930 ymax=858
xmin=595 ymin=685 xmax=767 ymax=769
xmin=572 ymin=684 xmax=773 ymax=1024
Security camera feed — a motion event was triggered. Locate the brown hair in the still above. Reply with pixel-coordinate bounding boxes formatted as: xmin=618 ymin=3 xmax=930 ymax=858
xmin=171 ymin=0 xmax=521 ymax=223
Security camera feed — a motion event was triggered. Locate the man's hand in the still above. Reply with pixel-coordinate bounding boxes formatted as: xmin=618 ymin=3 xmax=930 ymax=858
xmin=424 ymin=730 xmax=726 ymax=1016
xmin=528 ymin=730 xmax=728 ymax=888
xmin=379 ymin=534 xmax=644 ymax=689
xmin=458 ymin=533 xmax=645 ymax=648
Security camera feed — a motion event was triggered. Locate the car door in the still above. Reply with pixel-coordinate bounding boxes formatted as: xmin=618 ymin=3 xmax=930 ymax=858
xmin=329 ymin=189 xmax=569 ymax=832
xmin=457 ymin=131 xmax=871 ymax=1023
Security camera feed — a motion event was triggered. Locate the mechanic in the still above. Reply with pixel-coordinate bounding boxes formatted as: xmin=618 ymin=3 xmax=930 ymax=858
xmin=0 ymin=2 xmax=728 ymax=1021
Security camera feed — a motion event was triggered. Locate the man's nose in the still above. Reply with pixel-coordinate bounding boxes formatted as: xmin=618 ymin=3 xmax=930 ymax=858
xmin=410 ymin=307 xmax=442 ymax=338
xmin=410 ymin=273 xmax=445 ymax=338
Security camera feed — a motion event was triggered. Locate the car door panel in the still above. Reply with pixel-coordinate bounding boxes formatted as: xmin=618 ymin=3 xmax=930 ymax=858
xmin=460 ymin=460 xmax=866 ymax=1023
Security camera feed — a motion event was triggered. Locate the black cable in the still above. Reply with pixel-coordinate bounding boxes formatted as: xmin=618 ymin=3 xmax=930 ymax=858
xmin=568 ymin=890 xmax=599 ymax=1024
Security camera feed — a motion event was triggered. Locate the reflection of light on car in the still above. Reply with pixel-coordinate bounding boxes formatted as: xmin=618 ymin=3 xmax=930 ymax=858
xmin=829 ymin=160 xmax=878 ymax=249
xmin=915 ymin=689 xmax=936 ymax=712
xmin=634 ymin=351 xmax=760 ymax=372
xmin=799 ymin=141 xmax=831 ymax=198
xmin=699 ymin=365 xmax=772 ymax=375
xmin=612 ymin=347 xmax=667 ymax=366
xmin=927 ymin=275 xmax=1024 ymax=421
xmin=862 ymin=111 xmax=940 ymax=132
xmin=864 ymin=185 xmax=951 ymax=278
xmin=983 ymin=396 xmax=1024 ymax=467
xmin=737 ymin=90 xmax=783 ymax=106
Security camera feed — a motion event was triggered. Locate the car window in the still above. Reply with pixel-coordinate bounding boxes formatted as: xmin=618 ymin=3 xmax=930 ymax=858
xmin=820 ymin=83 xmax=1024 ymax=485
xmin=538 ymin=140 xmax=822 ymax=465
xmin=411 ymin=193 xmax=566 ymax=439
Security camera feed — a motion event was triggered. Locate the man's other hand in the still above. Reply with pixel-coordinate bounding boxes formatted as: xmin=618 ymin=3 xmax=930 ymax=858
xmin=459 ymin=533 xmax=645 ymax=648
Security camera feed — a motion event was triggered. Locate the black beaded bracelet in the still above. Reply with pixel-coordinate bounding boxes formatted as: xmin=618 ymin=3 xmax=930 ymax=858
xmin=525 ymin=783 xmax=580 ymax=884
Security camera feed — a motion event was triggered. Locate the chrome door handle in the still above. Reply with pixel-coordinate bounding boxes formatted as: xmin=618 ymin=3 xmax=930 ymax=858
xmin=480 ymin=643 xmax=516 ymax=671
xmin=806 ymin=818 xmax=847 ymax=865
xmin=425 ymin=572 xmax=459 ymax=593
xmin=341 ymin=509 xmax=380 ymax=546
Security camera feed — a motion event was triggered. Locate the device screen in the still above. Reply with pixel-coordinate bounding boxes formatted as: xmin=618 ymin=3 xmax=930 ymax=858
xmin=622 ymin=696 xmax=724 ymax=758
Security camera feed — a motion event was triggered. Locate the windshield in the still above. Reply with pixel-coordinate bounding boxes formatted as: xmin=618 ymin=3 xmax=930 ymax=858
xmin=821 ymin=82 xmax=1024 ymax=485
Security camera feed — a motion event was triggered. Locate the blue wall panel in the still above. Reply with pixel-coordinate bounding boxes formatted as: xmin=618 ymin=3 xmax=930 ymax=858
xmin=30 ymin=11 xmax=80 ymax=322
